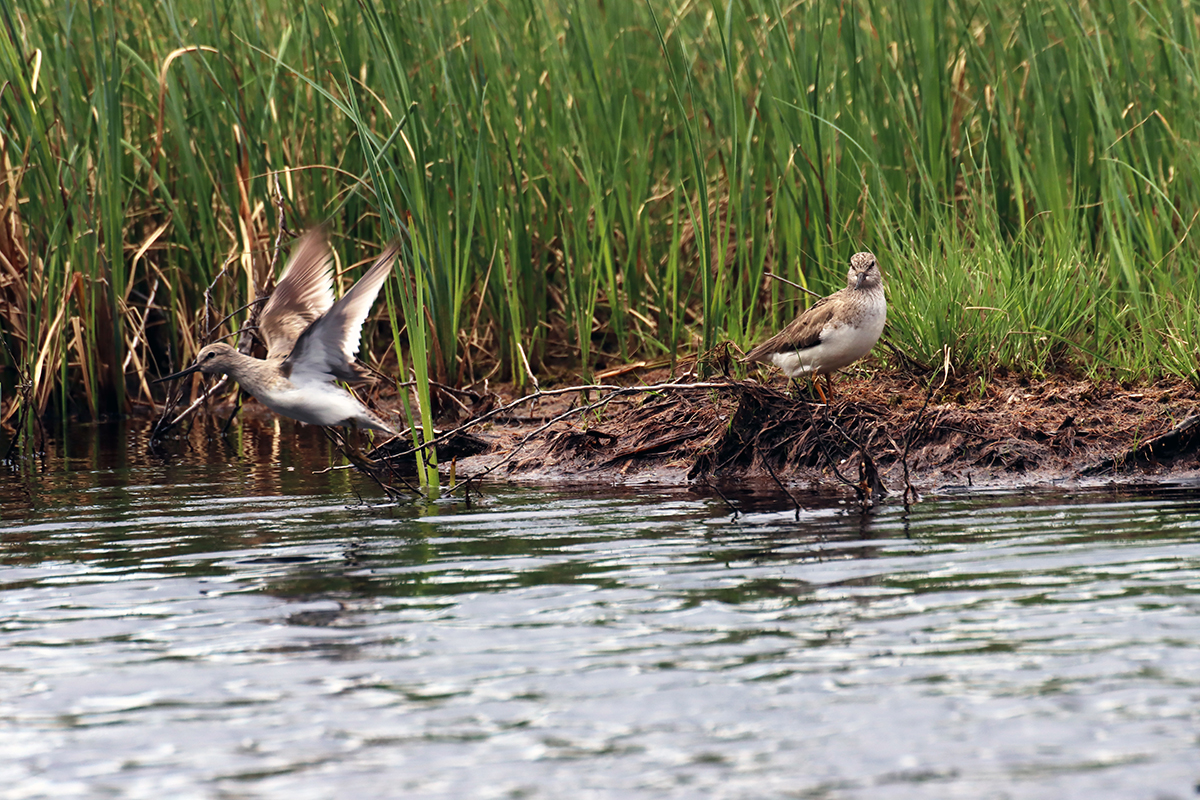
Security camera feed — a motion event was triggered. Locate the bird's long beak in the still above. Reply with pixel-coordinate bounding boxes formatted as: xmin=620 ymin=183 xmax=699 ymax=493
xmin=152 ymin=362 xmax=203 ymax=384
xmin=855 ymin=271 xmax=867 ymax=290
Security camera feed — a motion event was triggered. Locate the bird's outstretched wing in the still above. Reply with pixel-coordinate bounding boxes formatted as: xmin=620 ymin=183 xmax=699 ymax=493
xmin=259 ymin=229 xmax=337 ymax=360
xmin=284 ymin=242 xmax=400 ymax=383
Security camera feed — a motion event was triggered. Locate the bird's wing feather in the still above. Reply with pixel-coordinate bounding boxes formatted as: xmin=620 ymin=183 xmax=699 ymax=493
xmin=259 ymin=229 xmax=336 ymax=360
xmin=743 ymin=292 xmax=840 ymax=362
xmin=284 ymin=242 xmax=400 ymax=383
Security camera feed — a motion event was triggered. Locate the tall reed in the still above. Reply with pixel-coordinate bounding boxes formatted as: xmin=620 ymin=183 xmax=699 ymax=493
xmin=3 ymin=0 xmax=1200 ymax=453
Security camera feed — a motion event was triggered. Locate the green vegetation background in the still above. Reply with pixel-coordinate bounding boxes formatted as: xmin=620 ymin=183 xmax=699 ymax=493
xmin=3 ymin=0 xmax=1200 ymax=426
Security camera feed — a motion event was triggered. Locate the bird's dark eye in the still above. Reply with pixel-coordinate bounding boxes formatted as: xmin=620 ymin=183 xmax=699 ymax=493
xmin=205 ymin=352 xmax=215 ymax=360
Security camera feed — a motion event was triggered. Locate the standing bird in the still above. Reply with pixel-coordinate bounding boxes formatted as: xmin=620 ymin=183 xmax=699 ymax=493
xmin=156 ymin=229 xmax=398 ymax=435
xmin=743 ymin=251 xmax=886 ymax=402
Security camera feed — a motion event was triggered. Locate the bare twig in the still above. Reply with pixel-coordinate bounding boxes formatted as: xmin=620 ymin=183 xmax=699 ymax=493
xmin=201 ymin=253 xmax=241 ymax=342
xmin=901 ymin=348 xmax=947 ymax=510
xmin=760 ymin=453 xmax=805 ymax=521
xmin=152 ymin=376 xmax=231 ymax=437
xmin=515 ymin=341 xmax=540 ymax=393
xmin=763 ymin=271 xmax=821 ymax=299
xmin=219 ymin=389 xmax=244 ymax=436
xmin=700 ymin=478 xmax=742 ymax=521
xmin=320 ymin=427 xmax=415 ymax=500
xmin=799 ymin=399 xmax=857 ymax=490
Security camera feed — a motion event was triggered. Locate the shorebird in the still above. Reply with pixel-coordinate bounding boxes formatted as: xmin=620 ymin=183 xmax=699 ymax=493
xmin=743 ymin=251 xmax=886 ymax=402
xmin=157 ymin=229 xmax=399 ymax=435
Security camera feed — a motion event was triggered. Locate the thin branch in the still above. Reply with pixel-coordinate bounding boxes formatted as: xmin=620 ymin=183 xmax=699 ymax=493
xmin=764 ymin=271 xmax=821 ymax=299
xmin=760 ymin=452 xmax=805 ymax=521
xmin=515 ymin=341 xmax=540 ymax=393
xmin=901 ymin=350 xmax=946 ymax=510
xmin=152 ymin=376 xmax=230 ymax=437
xmin=700 ymin=478 xmax=742 ymax=521
xmin=320 ymin=427 xmax=415 ymax=500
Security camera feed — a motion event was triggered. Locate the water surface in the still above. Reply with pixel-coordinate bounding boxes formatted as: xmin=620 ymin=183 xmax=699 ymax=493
xmin=2 ymin=421 xmax=1198 ymax=799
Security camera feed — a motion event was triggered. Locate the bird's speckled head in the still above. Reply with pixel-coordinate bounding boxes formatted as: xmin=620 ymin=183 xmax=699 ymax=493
xmin=154 ymin=342 xmax=244 ymax=384
xmin=847 ymin=251 xmax=882 ymax=291
xmin=190 ymin=343 xmax=243 ymax=375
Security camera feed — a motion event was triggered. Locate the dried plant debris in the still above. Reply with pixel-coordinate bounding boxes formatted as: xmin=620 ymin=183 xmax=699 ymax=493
xmin=445 ymin=373 xmax=1200 ymax=491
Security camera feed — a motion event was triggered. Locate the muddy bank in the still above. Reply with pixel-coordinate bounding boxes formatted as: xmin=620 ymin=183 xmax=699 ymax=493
xmin=91 ymin=367 xmax=1200 ymax=498
xmin=406 ymin=371 xmax=1200 ymax=496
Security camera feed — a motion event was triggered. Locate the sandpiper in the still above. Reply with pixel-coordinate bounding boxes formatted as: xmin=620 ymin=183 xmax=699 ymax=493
xmin=157 ymin=229 xmax=399 ymax=435
xmin=743 ymin=251 xmax=886 ymax=402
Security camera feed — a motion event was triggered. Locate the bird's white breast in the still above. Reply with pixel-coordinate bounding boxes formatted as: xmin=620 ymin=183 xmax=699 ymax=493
xmin=770 ymin=295 xmax=886 ymax=378
xmin=255 ymin=378 xmax=371 ymax=428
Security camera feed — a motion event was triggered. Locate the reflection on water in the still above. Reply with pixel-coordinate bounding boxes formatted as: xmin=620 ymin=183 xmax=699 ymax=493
xmin=1 ymin=419 xmax=1198 ymax=799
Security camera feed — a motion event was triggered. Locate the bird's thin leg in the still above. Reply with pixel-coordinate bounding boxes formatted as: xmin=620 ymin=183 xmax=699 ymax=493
xmin=812 ymin=376 xmax=828 ymax=405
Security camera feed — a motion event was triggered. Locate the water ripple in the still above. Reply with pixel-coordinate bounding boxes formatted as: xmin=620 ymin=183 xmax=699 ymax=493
xmin=2 ymin=450 xmax=1199 ymax=798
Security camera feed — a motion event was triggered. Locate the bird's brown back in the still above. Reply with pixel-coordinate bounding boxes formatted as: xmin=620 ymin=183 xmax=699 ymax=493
xmin=742 ymin=293 xmax=840 ymax=362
